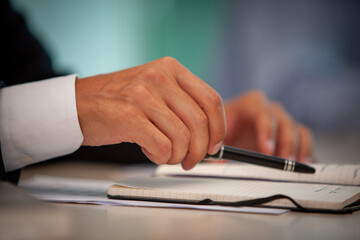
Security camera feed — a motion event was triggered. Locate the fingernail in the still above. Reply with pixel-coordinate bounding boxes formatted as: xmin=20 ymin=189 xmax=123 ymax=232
xmin=209 ymin=142 xmax=222 ymax=155
xmin=266 ymin=139 xmax=275 ymax=154
xmin=303 ymin=157 xmax=312 ymax=163
xmin=289 ymin=155 xmax=296 ymax=161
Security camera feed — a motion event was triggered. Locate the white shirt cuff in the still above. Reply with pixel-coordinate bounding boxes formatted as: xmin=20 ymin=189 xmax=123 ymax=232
xmin=0 ymin=74 xmax=84 ymax=172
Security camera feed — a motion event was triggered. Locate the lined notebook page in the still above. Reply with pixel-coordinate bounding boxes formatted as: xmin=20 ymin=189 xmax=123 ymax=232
xmin=108 ymin=176 xmax=360 ymax=210
xmin=155 ymin=163 xmax=360 ymax=186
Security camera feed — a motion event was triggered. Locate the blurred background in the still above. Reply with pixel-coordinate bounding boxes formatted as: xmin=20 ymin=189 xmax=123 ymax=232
xmin=11 ymin=0 xmax=360 ymax=163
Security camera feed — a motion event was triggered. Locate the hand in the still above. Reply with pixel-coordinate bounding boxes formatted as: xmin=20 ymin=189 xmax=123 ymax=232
xmin=75 ymin=57 xmax=226 ymax=170
xmin=223 ymin=90 xmax=313 ymax=163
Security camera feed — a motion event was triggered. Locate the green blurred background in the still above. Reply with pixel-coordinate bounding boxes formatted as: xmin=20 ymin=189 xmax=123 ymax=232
xmin=12 ymin=0 xmax=224 ymax=87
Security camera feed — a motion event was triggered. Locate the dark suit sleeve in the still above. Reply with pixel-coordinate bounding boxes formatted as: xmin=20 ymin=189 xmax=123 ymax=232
xmin=0 ymin=0 xmax=58 ymax=183
xmin=1 ymin=0 xmax=59 ymax=86
xmin=0 ymin=143 xmax=20 ymax=184
xmin=0 ymin=81 xmax=21 ymax=184
xmin=0 ymin=144 xmax=6 ymax=181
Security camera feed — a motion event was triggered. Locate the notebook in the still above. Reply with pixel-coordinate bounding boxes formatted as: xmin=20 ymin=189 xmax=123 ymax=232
xmin=108 ymin=163 xmax=360 ymax=213
xmin=155 ymin=163 xmax=360 ymax=186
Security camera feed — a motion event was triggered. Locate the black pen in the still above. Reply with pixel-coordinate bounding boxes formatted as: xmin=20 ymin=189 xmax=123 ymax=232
xmin=205 ymin=145 xmax=315 ymax=174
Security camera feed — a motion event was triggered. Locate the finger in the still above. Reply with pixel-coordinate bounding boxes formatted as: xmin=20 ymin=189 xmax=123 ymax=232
xmin=297 ymin=125 xmax=313 ymax=163
xmin=119 ymin=104 xmax=172 ymax=165
xmin=160 ymin=81 xmax=210 ymax=169
xmin=271 ymin=103 xmax=296 ymax=159
xmin=137 ymin=67 xmax=209 ymax=170
xmin=256 ymin=110 xmax=277 ymax=155
xmin=175 ymin=69 xmax=226 ymax=156
xmin=252 ymin=93 xmax=277 ymax=155
xmin=122 ymin=82 xmax=190 ymax=165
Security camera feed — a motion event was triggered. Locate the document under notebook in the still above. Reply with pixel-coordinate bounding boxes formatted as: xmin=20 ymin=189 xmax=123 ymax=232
xmin=108 ymin=163 xmax=360 ymax=213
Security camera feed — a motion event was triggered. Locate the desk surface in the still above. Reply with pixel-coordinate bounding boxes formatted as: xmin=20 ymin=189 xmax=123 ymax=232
xmin=1 ymin=160 xmax=360 ymax=240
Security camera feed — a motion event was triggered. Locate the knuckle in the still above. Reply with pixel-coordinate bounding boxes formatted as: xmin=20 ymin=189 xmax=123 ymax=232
xmin=243 ymin=90 xmax=268 ymax=106
xmin=140 ymin=68 xmax=169 ymax=85
xmin=140 ymin=67 xmax=161 ymax=80
xmin=272 ymin=101 xmax=283 ymax=111
xmin=248 ymin=89 xmax=266 ymax=100
xmin=176 ymin=125 xmax=191 ymax=146
xmin=155 ymin=138 xmax=172 ymax=164
xmin=125 ymin=82 xmax=152 ymax=104
xmin=207 ymin=90 xmax=222 ymax=107
xmin=159 ymin=56 xmax=179 ymax=66
xmin=130 ymin=82 xmax=151 ymax=96
xmin=194 ymin=109 xmax=208 ymax=127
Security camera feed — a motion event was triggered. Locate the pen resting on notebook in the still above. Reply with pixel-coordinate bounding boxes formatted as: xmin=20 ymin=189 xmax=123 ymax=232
xmin=204 ymin=145 xmax=315 ymax=174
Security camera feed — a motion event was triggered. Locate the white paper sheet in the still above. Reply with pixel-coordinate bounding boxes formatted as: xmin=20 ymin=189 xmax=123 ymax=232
xmin=19 ymin=175 xmax=289 ymax=215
